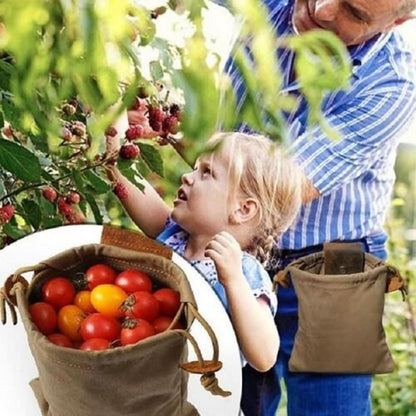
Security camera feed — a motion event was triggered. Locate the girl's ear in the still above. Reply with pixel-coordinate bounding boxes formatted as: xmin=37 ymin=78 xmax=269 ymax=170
xmin=229 ymin=198 xmax=259 ymax=224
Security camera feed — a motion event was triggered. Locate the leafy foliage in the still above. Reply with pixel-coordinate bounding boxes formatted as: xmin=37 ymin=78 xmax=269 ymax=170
xmin=0 ymin=0 xmax=350 ymax=243
xmin=371 ymin=147 xmax=416 ymax=415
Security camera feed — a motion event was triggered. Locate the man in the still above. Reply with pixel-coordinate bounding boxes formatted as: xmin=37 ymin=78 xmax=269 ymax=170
xmin=218 ymin=0 xmax=416 ymax=415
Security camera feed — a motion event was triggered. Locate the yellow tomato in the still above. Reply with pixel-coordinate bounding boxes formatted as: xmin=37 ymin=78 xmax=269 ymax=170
xmin=57 ymin=305 xmax=85 ymax=342
xmin=90 ymin=284 xmax=127 ymax=318
xmin=73 ymin=290 xmax=96 ymax=314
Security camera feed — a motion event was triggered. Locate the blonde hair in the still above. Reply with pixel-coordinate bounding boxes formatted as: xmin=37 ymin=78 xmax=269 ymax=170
xmin=208 ymin=132 xmax=303 ymax=266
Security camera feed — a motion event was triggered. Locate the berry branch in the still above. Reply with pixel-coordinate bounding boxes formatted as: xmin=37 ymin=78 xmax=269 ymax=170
xmin=0 ymin=156 xmax=114 ymax=203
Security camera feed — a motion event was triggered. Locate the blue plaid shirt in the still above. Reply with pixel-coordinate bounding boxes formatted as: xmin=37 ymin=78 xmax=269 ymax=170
xmin=221 ymin=0 xmax=416 ymax=252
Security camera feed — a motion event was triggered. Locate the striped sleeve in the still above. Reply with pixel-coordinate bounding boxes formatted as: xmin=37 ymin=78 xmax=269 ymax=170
xmin=293 ymin=76 xmax=416 ymax=195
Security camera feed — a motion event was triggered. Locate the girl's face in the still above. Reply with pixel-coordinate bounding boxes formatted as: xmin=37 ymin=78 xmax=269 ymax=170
xmin=171 ymin=150 xmax=237 ymax=236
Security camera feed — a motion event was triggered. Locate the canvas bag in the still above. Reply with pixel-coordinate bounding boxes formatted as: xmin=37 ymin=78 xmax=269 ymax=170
xmin=274 ymin=242 xmax=407 ymax=374
xmin=1 ymin=226 xmax=230 ymax=416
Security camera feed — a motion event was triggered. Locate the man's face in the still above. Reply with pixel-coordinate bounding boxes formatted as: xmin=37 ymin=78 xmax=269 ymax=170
xmin=292 ymin=0 xmax=402 ymax=45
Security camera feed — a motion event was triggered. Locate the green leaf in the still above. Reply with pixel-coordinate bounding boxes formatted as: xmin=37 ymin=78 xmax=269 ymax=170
xmin=41 ymin=170 xmax=55 ymax=182
xmin=150 ymin=61 xmax=164 ymax=81
xmin=29 ymin=134 xmax=49 ymax=154
xmin=72 ymin=169 xmax=86 ymax=193
xmin=22 ymin=198 xmax=41 ymax=230
xmin=137 ymin=142 xmax=164 ymax=177
xmin=1 ymin=99 xmax=21 ymax=129
xmin=43 ymin=217 xmax=63 ymax=228
xmin=39 ymin=194 xmax=56 ymax=215
xmin=136 ymin=10 xmax=156 ymax=46
xmin=82 ymin=170 xmax=110 ymax=194
xmin=136 ymin=158 xmax=151 ymax=177
xmin=0 ymin=59 xmax=13 ymax=91
xmin=79 ymin=199 xmax=88 ymax=216
xmin=2 ymin=222 xmax=26 ymax=240
xmin=85 ymin=193 xmax=103 ymax=224
xmin=0 ymin=139 xmax=41 ymax=182
xmin=0 ymin=179 xmax=6 ymax=199
xmin=118 ymin=159 xmax=145 ymax=192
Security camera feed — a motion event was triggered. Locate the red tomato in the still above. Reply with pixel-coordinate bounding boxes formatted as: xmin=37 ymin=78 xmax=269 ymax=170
xmin=115 ymin=269 xmax=152 ymax=293
xmin=80 ymin=338 xmax=110 ymax=351
xmin=153 ymin=288 xmax=180 ymax=317
xmin=80 ymin=313 xmax=120 ymax=342
xmin=123 ymin=291 xmax=159 ymax=322
xmin=73 ymin=290 xmax=96 ymax=314
xmin=29 ymin=302 xmax=57 ymax=335
xmin=90 ymin=284 xmax=127 ymax=318
xmin=47 ymin=333 xmax=73 ymax=348
xmin=42 ymin=277 xmax=75 ymax=309
xmin=152 ymin=315 xmax=184 ymax=334
xmin=85 ymin=264 xmax=117 ymax=290
xmin=120 ymin=319 xmax=155 ymax=346
xmin=57 ymin=305 xmax=85 ymax=341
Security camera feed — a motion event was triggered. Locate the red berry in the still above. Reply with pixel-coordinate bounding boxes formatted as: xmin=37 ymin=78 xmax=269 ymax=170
xmin=148 ymin=106 xmax=165 ymax=132
xmin=42 ymin=187 xmax=57 ymax=203
xmin=57 ymin=197 xmax=73 ymax=216
xmin=113 ymin=182 xmax=128 ymax=200
xmin=62 ymin=127 xmax=73 ymax=142
xmin=0 ymin=204 xmax=14 ymax=225
xmin=72 ymin=121 xmax=86 ymax=137
xmin=149 ymin=119 xmax=162 ymax=132
xmin=125 ymin=125 xmax=144 ymax=141
xmin=67 ymin=191 xmax=81 ymax=204
xmin=2 ymin=125 xmax=13 ymax=138
xmin=148 ymin=107 xmax=165 ymax=122
xmin=120 ymin=144 xmax=140 ymax=159
xmin=105 ymin=127 xmax=118 ymax=137
xmin=66 ymin=212 xmax=85 ymax=224
xmin=162 ymin=115 xmax=179 ymax=134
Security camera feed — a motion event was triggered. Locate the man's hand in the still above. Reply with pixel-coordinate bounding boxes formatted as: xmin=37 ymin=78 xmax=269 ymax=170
xmin=205 ymin=231 xmax=243 ymax=287
xmin=127 ymin=98 xmax=162 ymax=139
xmin=105 ymin=99 xmax=161 ymax=164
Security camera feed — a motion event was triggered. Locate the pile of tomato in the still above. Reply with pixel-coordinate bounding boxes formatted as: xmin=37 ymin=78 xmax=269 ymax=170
xmin=29 ymin=263 xmax=183 ymax=351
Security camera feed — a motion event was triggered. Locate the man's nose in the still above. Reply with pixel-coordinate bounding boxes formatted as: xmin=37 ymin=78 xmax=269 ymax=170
xmin=181 ymin=172 xmax=194 ymax=185
xmin=314 ymin=0 xmax=339 ymax=22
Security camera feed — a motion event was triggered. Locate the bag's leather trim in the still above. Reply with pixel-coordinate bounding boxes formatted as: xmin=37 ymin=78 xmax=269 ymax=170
xmin=273 ymin=250 xmax=406 ymax=296
xmin=323 ymin=242 xmax=364 ymax=275
xmin=101 ymin=225 xmax=172 ymax=259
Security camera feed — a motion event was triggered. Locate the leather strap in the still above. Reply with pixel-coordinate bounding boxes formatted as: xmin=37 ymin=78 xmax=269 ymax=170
xmin=324 ymin=242 xmax=364 ymax=274
xmin=101 ymin=225 xmax=172 ymax=259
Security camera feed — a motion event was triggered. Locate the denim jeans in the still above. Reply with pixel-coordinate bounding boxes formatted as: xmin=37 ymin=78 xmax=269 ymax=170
xmin=241 ymin=239 xmax=387 ymax=416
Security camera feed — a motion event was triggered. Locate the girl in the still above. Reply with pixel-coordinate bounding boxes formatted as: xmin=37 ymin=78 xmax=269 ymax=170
xmin=106 ymin=128 xmax=302 ymax=372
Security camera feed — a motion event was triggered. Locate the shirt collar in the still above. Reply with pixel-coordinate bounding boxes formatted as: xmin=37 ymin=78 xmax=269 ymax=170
xmin=349 ymin=32 xmax=392 ymax=75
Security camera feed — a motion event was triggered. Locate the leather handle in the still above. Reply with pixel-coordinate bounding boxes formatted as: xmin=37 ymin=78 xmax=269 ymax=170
xmin=101 ymin=225 xmax=172 ymax=259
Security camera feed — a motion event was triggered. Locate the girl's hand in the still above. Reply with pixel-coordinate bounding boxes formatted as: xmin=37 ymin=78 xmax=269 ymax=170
xmin=205 ymin=232 xmax=243 ymax=287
